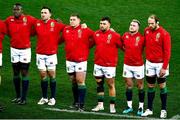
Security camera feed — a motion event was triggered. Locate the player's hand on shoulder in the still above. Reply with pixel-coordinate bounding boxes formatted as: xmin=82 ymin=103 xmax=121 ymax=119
xmin=56 ymin=18 xmax=63 ymax=23
xmin=110 ymin=28 xmax=115 ymax=32
xmin=81 ymin=23 xmax=87 ymax=29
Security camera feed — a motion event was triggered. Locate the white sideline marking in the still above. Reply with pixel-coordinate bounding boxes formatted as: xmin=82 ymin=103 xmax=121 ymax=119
xmin=45 ymin=108 xmax=179 ymax=119
xmin=171 ymin=114 xmax=180 ymax=119
xmin=45 ymin=107 xmax=144 ymax=119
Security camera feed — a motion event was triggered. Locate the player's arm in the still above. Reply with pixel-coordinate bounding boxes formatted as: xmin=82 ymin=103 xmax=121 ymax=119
xmin=88 ymin=28 xmax=95 ymax=48
xmin=30 ymin=16 xmax=38 ymax=36
xmin=162 ymin=32 xmax=171 ymax=69
xmin=0 ymin=21 xmax=7 ymax=41
xmin=59 ymin=29 xmax=65 ymax=45
xmin=118 ymin=34 xmax=125 ymax=51
xmin=159 ymin=32 xmax=171 ymax=77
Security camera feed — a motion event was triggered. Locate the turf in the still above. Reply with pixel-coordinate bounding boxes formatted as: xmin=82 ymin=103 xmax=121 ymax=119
xmin=0 ymin=0 xmax=180 ymax=119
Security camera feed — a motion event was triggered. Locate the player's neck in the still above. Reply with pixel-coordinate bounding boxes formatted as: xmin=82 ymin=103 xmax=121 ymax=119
xmin=72 ymin=24 xmax=80 ymax=28
xmin=129 ymin=31 xmax=138 ymax=35
xmin=43 ymin=18 xmax=50 ymax=23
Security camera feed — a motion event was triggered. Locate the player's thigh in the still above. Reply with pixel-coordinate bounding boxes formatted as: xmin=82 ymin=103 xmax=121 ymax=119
xmin=122 ymin=64 xmax=133 ymax=78
xmin=93 ymin=64 xmax=104 ymax=77
xmin=46 ymin=54 xmax=57 ymax=71
xmin=133 ymin=65 xmax=144 ymax=79
xmin=11 ymin=47 xmax=20 ymax=63
xmin=145 ymin=60 xmax=156 ymax=77
xmin=75 ymin=61 xmax=87 ymax=73
xmin=66 ymin=61 xmax=76 ymax=73
xmin=155 ymin=63 xmax=169 ymax=78
xmin=19 ymin=48 xmax=31 ymax=63
xmin=103 ymin=66 xmax=116 ymax=79
xmin=36 ymin=54 xmax=46 ymax=71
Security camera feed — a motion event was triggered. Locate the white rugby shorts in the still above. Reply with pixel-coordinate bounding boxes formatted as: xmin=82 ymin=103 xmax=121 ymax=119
xmin=66 ymin=60 xmax=87 ymax=73
xmin=93 ymin=64 xmax=116 ymax=78
xmin=11 ymin=47 xmax=31 ymax=63
xmin=36 ymin=54 xmax=57 ymax=71
xmin=123 ymin=64 xmax=144 ymax=79
xmin=145 ymin=60 xmax=169 ymax=78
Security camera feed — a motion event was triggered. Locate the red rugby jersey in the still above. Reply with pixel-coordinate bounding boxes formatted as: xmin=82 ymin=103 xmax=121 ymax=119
xmin=5 ymin=15 xmax=36 ymax=49
xmin=122 ymin=32 xmax=144 ymax=66
xmin=35 ymin=19 xmax=65 ymax=55
xmin=62 ymin=25 xmax=94 ymax=62
xmin=0 ymin=20 xmax=6 ymax=53
xmin=93 ymin=29 xmax=121 ymax=67
xmin=144 ymin=26 xmax=171 ymax=69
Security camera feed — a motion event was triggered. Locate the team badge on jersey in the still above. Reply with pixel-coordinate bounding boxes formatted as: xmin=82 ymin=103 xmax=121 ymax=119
xmin=50 ymin=22 xmax=55 ymax=27
xmin=135 ymin=36 xmax=140 ymax=46
xmin=78 ymin=29 xmax=82 ymax=38
xmin=107 ymin=34 xmax=112 ymax=44
xmin=23 ymin=17 xmax=27 ymax=25
xmin=156 ymin=32 xmax=160 ymax=41
xmin=50 ymin=22 xmax=55 ymax=31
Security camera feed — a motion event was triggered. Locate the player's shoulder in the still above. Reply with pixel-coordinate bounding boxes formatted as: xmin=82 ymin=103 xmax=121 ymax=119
xmin=110 ymin=30 xmax=120 ymax=37
xmin=137 ymin=32 xmax=143 ymax=37
xmin=0 ymin=19 xmax=3 ymax=23
xmin=144 ymin=27 xmax=150 ymax=32
xmin=144 ymin=27 xmax=151 ymax=34
xmin=159 ymin=26 xmax=169 ymax=35
xmin=64 ymin=25 xmax=71 ymax=30
xmin=94 ymin=30 xmax=101 ymax=35
xmin=5 ymin=16 xmax=14 ymax=21
xmin=123 ymin=32 xmax=129 ymax=36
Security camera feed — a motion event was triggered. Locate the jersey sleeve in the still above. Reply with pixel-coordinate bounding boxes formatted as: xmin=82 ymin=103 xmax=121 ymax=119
xmin=162 ymin=31 xmax=171 ymax=69
xmin=29 ymin=16 xmax=37 ymax=36
xmin=0 ymin=20 xmax=7 ymax=41
xmin=116 ymin=33 xmax=123 ymax=51
xmin=87 ymin=28 xmax=95 ymax=48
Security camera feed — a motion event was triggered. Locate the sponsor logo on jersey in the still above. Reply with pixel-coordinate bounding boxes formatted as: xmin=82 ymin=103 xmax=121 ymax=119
xmin=126 ymin=35 xmax=129 ymax=39
xmin=146 ymin=30 xmax=149 ymax=34
xmin=96 ymin=33 xmax=100 ymax=37
xmin=37 ymin=23 xmax=40 ymax=26
xmin=66 ymin=30 xmax=69 ymax=33
xmin=10 ymin=19 xmax=14 ymax=22
xmin=107 ymin=34 xmax=112 ymax=44
xmin=156 ymin=32 xmax=160 ymax=41
xmin=78 ymin=29 xmax=82 ymax=38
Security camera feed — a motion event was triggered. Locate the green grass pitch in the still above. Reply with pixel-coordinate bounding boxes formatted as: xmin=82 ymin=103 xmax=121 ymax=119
xmin=0 ymin=0 xmax=180 ymax=119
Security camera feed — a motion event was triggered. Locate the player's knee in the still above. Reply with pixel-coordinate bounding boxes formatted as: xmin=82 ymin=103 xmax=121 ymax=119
xmin=68 ymin=72 xmax=76 ymax=82
xmin=21 ymin=63 xmax=30 ymax=71
xmin=146 ymin=76 xmax=156 ymax=84
xmin=157 ymin=77 xmax=166 ymax=84
xmin=137 ymin=81 xmax=144 ymax=89
xmin=97 ymin=80 xmax=104 ymax=93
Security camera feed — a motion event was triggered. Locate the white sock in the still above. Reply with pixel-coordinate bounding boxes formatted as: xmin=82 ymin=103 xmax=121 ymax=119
xmin=110 ymin=104 xmax=115 ymax=109
xmin=127 ymin=101 xmax=132 ymax=108
xmin=139 ymin=102 xmax=144 ymax=109
xmin=98 ymin=102 xmax=104 ymax=107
